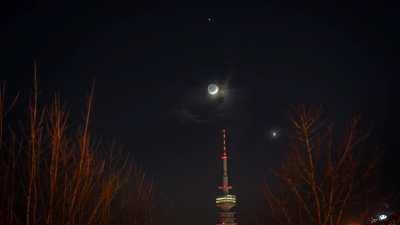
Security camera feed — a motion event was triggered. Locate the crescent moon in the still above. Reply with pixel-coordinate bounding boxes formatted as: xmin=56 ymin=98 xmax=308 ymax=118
xmin=208 ymin=84 xmax=219 ymax=95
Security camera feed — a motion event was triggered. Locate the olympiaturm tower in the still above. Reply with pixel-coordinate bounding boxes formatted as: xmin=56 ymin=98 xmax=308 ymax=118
xmin=216 ymin=129 xmax=237 ymax=225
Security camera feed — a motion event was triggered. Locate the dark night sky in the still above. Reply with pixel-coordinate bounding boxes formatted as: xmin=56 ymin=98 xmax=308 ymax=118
xmin=1 ymin=1 xmax=399 ymax=225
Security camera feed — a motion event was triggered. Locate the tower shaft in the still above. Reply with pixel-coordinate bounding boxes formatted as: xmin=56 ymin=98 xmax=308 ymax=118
xmin=220 ymin=129 xmax=231 ymax=194
xmin=216 ymin=129 xmax=237 ymax=225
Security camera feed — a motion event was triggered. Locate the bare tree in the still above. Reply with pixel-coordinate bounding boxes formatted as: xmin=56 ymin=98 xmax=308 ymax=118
xmin=0 ymin=76 xmax=157 ymax=225
xmin=262 ymin=105 xmax=381 ymax=225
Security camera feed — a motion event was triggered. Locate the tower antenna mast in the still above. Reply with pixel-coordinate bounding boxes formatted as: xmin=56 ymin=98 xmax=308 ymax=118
xmin=219 ymin=128 xmax=232 ymax=194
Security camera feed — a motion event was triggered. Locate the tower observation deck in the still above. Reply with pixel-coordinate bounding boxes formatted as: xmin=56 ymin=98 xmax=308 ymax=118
xmin=216 ymin=129 xmax=237 ymax=225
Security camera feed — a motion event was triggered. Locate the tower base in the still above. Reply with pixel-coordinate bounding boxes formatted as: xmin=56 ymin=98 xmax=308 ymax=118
xmin=217 ymin=211 xmax=237 ymax=225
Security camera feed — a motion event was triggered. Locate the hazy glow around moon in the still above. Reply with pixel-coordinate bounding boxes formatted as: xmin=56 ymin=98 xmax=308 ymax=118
xmin=208 ymin=84 xmax=219 ymax=95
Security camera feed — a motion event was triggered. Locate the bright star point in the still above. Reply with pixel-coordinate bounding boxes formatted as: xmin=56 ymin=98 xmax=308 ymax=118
xmin=208 ymin=83 xmax=219 ymax=95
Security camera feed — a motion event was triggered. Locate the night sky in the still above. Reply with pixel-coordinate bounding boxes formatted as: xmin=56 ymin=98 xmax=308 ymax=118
xmin=2 ymin=1 xmax=399 ymax=225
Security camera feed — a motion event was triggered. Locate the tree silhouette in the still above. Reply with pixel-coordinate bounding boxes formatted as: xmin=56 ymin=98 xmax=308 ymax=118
xmin=262 ymin=105 xmax=381 ymax=225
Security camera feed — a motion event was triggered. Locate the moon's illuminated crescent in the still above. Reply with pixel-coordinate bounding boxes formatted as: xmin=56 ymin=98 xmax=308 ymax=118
xmin=208 ymin=84 xmax=219 ymax=95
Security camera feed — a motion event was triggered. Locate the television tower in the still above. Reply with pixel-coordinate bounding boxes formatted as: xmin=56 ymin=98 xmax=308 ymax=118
xmin=216 ymin=128 xmax=237 ymax=225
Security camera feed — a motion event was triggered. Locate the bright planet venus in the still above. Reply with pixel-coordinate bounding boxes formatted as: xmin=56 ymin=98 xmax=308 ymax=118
xmin=270 ymin=129 xmax=279 ymax=139
xmin=208 ymin=83 xmax=219 ymax=95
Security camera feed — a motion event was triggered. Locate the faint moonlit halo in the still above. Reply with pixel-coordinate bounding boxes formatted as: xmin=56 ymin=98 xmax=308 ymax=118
xmin=208 ymin=83 xmax=219 ymax=95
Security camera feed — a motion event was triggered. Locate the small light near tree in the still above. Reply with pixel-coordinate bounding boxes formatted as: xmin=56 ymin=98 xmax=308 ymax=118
xmin=378 ymin=214 xmax=387 ymax=221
